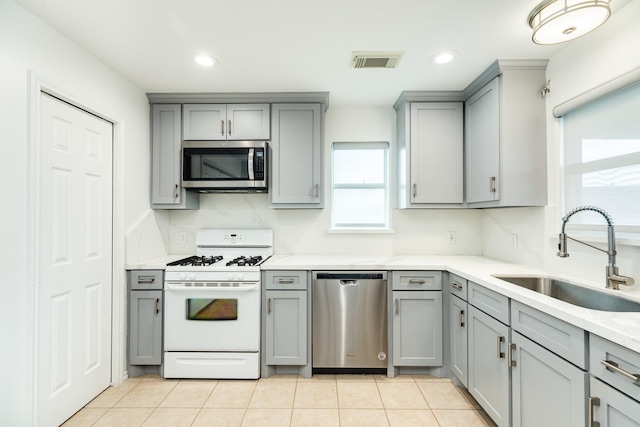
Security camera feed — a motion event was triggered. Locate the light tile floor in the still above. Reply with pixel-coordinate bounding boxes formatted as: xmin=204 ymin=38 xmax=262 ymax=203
xmin=62 ymin=374 xmax=496 ymax=427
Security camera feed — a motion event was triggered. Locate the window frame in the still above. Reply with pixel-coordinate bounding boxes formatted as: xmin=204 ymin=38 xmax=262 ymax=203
xmin=330 ymin=141 xmax=390 ymax=231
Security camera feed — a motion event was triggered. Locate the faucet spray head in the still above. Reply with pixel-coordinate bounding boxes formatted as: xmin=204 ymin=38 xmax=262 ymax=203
xmin=557 ymin=233 xmax=569 ymax=258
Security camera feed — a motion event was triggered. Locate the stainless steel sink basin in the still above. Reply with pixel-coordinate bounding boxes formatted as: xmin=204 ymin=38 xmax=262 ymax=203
xmin=492 ymin=275 xmax=640 ymax=312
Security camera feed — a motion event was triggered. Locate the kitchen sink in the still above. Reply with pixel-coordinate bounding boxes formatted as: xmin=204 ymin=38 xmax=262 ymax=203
xmin=492 ymin=275 xmax=640 ymax=312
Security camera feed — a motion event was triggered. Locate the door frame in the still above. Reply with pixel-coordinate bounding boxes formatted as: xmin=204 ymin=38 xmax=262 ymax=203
xmin=26 ymin=73 xmax=126 ymax=425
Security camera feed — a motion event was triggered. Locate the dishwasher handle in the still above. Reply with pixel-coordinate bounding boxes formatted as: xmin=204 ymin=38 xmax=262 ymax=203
xmin=340 ymin=279 xmax=359 ymax=286
xmin=316 ymin=273 xmax=385 ymax=280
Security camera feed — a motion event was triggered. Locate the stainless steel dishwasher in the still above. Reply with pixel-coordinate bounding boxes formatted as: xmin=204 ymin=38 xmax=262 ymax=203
xmin=312 ymin=272 xmax=387 ymax=369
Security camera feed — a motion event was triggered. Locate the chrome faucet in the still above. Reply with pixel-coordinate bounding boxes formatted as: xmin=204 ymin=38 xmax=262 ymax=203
xmin=558 ymin=206 xmax=634 ymax=290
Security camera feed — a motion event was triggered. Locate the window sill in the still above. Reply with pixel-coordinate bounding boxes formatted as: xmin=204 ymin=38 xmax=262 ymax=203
xmin=327 ymin=228 xmax=395 ymax=235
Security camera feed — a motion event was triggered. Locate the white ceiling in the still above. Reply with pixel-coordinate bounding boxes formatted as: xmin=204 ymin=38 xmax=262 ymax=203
xmin=14 ymin=0 xmax=632 ymax=106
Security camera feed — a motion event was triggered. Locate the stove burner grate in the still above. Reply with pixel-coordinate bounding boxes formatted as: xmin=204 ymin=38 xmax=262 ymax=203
xmin=167 ymin=255 xmax=224 ymax=267
xmin=226 ymin=256 xmax=263 ymax=267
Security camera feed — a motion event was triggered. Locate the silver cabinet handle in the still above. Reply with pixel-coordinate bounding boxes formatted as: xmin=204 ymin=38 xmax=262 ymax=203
xmin=459 ymin=310 xmax=465 ymax=327
xmin=412 ymin=183 xmax=417 ymax=198
xmin=451 ymin=282 xmax=463 ymax=290
xmin=497 ymin=336 xmax=505 ymax=358
xmin=228 ymin=120 xmax=232 ymax=136
xmin=155 ymin=298 xmax=160 ymax=314
xmin=267 ymin=298 xmax=271 ymax=314
xmin=588 ymin=396 xmax=600 ymax=427
xmin=137 ymin=277 xmax=155 ymax=284
xmin=174 ymin=184 xmax=179 ymax=199
xmin=601 ymin=360 xmax=640 ymax=385
xmin=278 ymin=278 xmax=295 ymax=284
xmin=508 ymin=343 xmax=517 ymax=367
xmin=394 ymin=299 xmax=399 ymax=315
xmin=220 ymin=120 xmax=225 ymax=136
xmin=408 ymin=278 xmax=426 ymax=284
xmin=490 ymin=176 xmax=496 ymax=193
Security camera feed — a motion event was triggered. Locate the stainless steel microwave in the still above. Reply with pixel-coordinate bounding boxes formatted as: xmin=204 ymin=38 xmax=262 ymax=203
xmin=182 ymin=140 xmax=267 ymax=192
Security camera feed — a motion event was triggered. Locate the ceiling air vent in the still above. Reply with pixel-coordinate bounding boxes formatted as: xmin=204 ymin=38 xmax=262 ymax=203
xmin=351 ymin=51 xmax=403 ymax=69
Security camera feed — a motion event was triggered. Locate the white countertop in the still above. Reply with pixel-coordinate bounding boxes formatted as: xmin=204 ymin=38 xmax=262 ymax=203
xmin=127 ymin=253 xmax=640 ymax=354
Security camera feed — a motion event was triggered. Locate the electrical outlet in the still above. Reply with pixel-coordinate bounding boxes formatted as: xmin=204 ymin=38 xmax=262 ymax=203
xmin=511 ymin=234 xmax=519 ymax=250
xmin=179 ymin=231 xmax=187 ymax=244
xmin=448 ymin=231 xmax=456 ymax=244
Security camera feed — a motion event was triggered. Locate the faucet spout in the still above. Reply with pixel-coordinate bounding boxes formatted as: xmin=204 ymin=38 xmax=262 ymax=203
xmin=558 ymin=206 xmax=634 ymax=290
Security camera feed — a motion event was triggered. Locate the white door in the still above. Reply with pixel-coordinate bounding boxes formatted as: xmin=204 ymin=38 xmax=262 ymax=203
xmin=37 ymin=93 xmax=113 ymax=427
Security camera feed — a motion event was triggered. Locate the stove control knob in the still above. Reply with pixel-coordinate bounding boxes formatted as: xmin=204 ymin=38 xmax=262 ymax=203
xmin=236 ymin=273 xmax=245 ymax=281
xmin=179 ymin=273 xmax=187 ymax=280
xmin=187 ymin=272 xmax=197 ymax=280
xmin=226 ymin=272 xmax=235 ymax=281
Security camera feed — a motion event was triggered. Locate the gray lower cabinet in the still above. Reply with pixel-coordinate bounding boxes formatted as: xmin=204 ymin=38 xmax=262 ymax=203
xmin=590 ymin=377 xmax=640 ymax=427
xmin=392 ymin=290 xmax=443 ymax=366
xmin=269 ymin=103 xmax=323 ymax=208
xmin=265 ymin=290 xmax=307 ymax=365
xmin=450 ymin=294 xmax=467 ymax=386
xmin=150 ymin=104 xmax=199 ymax=209
xmin=511 ymin=331 xmax=587 ymax=427
xmin=128 ymin=270 xmax=163 ymax=367
xmin=468 ymin=304 xmax=510 ymax=427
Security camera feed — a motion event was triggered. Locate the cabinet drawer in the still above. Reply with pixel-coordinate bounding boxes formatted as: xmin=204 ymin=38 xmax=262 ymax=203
xmin=468 ymin=281 xmax=509 ymax=325
xmin=265 ymin=271 xmax=308 ymax=290
xmin=392 ymin=271 xmax=442 ymax=291
xmin=449 ymin=273 xmax=468 ymax=301
xmin=511 ymin=300 xmax=587 ymax=369
xmin=129 ymin=270 xmax=163 ymax=290
xmin=590 ymin=334 xmax=640 ymax=402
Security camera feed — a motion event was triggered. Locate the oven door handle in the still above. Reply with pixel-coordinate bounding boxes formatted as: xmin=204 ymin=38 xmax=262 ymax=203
xmin=165 ymin=282 xmax=259 ymax=291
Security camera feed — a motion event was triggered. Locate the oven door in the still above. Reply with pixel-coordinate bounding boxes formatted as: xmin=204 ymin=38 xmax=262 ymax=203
xmin=164 ymin=281 xmax=260 ymax=352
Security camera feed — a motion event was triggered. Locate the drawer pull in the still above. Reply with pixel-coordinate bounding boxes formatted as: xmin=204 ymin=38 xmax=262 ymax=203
xmin=588 ymin=396 xmax=600 ymax=427
xmin=277 ymin=278 xmax=295 ymax=284
xmin=497 ymin=336 xmax=505 ymax=359
xmin=408 ymin=279 xmax=426 ymax=284
xmin=451 ymin=282 xmax=463 ymax=290
xmin=137 ymin=277 xmax=155 ymax=284
xmin=601 ymin=360 xmax=640 ymax=385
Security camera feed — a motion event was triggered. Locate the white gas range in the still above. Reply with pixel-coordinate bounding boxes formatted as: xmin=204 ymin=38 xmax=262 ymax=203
xmin=163 ymin=229 xmax=272 ymax=379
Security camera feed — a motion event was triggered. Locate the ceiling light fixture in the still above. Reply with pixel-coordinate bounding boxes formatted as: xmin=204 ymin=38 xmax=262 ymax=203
xmin=194 ymin=54 xmax=218 ymax=67
xmin=433 ymin=51 xmax=459 ymax=64
xmin=528 ymin=0 xmax=611 ymax=45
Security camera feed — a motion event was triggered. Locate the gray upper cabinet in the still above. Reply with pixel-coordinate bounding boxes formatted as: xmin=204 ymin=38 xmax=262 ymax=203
xmin=464 ymin=60 xmax=548 ymax=207
xmin=269 ymin=103 xmax=323 ymax=208
xmin=151 ymin=104 xmax=199 ymax=209
xmin=182 ymin=104 xmax=270 ymax=141
xmin=396 ymin=100 xmax=463 ymax=208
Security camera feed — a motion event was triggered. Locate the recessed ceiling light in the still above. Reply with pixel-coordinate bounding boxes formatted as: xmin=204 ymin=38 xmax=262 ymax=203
xmin=194 ymin=54 xmax=218 ymax=67
xmin=433 ymin=51 xmax=459 ymax=64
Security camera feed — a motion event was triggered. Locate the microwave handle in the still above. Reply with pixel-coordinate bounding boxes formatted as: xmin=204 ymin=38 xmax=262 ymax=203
xmin=248 ymin=148 xmax=255 ymax=180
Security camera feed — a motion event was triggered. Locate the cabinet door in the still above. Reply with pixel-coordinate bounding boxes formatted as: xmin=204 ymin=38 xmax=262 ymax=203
xmin=151 ymin=104 xmax=182 ymax=205
xmin=511 ymin=331 xmax=587 ymax=427
xmin=392 ymin=291 xmax=443 ymax=366
xmin=151 ymin=104 xmax=199 ymax=209
xmin=468 ymin=305 xmax=510 ymax=427
xmin=410 ymin=102 xmax=463 ymax=204
xmin=450 ymin=295 xmax=468 ymax=387
xmin=270 ymin=104 xmax=322 ymax=207
xmin=129 ymin=290 xmax=162 ymax=365
xmin=465 ymin=77 xmax=500 ymax=203
xmin=227 ymin=104 xmax=270 ymax=140
xmin=183 ymin=104 xmax=227 ymax=140
xmin=265 ymin=290 xmax=307 ymax=365
xmin=591 ymin=377 xmax=640 ymax=427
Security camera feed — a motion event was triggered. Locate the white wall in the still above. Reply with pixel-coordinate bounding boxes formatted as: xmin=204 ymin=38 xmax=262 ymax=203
xmin=166 ymin=106 xmax=483 ymax=256
xmin=0 ymin=2 xmax=158 ymax=424
xmin=482 ymin=0 xmax=640 ymax=292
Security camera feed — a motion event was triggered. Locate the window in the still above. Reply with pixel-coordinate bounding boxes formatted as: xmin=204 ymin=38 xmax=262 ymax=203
xmin=562 ymin=82 xmax=640 ymax=229
xmin=331 ymin=142 xmax=389 ymax=230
